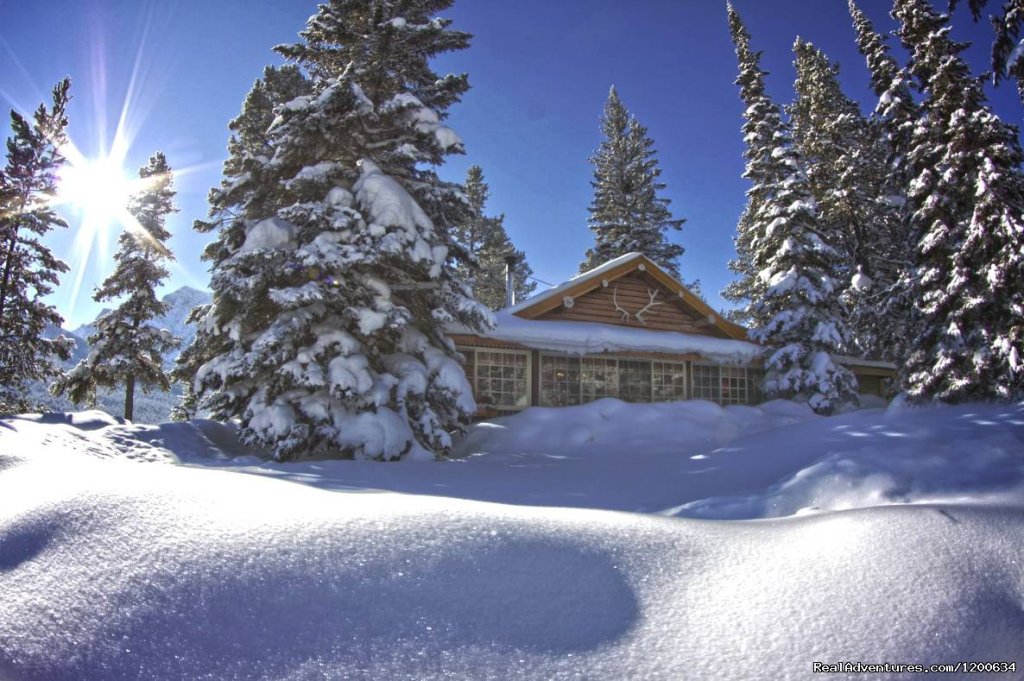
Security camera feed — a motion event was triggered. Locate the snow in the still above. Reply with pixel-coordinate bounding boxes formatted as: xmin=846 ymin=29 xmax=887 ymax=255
xmin=451 ymin=311 xmax=762 ymax=365
xmin=2 ymin=400 xmax=1023 ymax=678
xmin=507 ymin=251 xmax=650 ymax=315
xmin=354 ymin=160 xmax=434 ymax=241
xmin=238 ymin=216 xmax=296 ymax=253
xmin=851 ymin=270 xmax=873 ymax=291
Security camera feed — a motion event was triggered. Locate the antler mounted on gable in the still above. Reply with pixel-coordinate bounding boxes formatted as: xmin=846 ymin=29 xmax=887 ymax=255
xmin=612 ymin=286 xmax=665 ymax=325
xmin=612 ymin=286 xmax=630 ymax=322
xmin=635 ymin=288 xmax=664 ymax=325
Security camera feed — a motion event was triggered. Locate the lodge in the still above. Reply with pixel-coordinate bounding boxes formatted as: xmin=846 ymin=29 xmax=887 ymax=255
xmin=448 ymin=253 xmax=894 ymax=417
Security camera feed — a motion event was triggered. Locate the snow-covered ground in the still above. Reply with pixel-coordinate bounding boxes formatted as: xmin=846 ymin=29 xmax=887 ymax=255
xmin=1 ymin=400 xmax=1023 ymax=679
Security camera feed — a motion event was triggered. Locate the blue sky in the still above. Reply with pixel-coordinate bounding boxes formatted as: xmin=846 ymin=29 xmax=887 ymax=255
xmin=1 ymin=0 xmax=1019 ymax=328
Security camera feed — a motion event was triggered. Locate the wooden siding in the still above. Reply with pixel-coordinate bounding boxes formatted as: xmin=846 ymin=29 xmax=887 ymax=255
xmin=536 ymin=271 xmax=730 ymax=338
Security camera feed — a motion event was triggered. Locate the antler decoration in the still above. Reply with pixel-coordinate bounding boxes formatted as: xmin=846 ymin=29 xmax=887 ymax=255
xmin=635 ymin=288 xmax=664 ymax=325
xmin=612 ymin=286 xmax=664 ymax=324
xmin=613 ymin=286 xmax=630 ymax=322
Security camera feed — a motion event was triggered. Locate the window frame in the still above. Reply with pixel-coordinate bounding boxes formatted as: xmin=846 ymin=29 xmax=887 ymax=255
xmin=539 ymin=352 xmax=691 ymax=406
xmin=458 ymin=346 xmax=532 ymax=412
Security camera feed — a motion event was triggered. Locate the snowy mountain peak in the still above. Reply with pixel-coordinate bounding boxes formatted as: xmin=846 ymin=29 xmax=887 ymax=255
xmin=71 ymin=286 xmax=212 ymax=349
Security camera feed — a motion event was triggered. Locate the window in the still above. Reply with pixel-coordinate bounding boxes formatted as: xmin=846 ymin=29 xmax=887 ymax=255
xmin=748 ymin=367 xmax=765 ymax=404
xmin=691 ymin=364 xmax=721 ymax=402
xmin=540 ymin=355 xmax=581 ymax=406
xmin=619 ymin=360 xmax=653 ymax=403
xmin=581 ymin=357 xmax=618 ymax=401
xmin=538 ymin=354 xmax=759 ymax=407
xmin=461 ymin=348 xmax=530 ymax=411
xmin=719 ymin=366 xmax=748 ymax=405
xmin=652 ymin=361 xmax=687 ymax=401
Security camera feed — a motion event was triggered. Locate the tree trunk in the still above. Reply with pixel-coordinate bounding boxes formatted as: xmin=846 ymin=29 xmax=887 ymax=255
xmin=124 ymin=374 xmax=135 ymax=421
xmin=0 ymin=227 xmax=22 ymax=323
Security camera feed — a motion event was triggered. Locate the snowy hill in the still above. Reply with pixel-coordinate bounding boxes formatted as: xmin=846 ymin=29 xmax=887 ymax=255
xmin=0 ymin=400 xmax=1022 ymax=679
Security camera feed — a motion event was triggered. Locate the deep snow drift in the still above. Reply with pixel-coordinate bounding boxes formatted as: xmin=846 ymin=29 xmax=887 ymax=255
xmin=1 ymin=401 xmax=1022 ymax=679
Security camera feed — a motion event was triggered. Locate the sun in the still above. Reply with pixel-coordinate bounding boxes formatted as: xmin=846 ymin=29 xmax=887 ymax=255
xmin=51 ymin=145 xmax=149 ymax=313
xmin=57 ymin=154 xmax=137 ymax=227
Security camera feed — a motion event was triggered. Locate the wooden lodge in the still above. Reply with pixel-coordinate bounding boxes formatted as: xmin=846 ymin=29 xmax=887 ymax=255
xmin=448 ymin=252 xmax=894 ymax=417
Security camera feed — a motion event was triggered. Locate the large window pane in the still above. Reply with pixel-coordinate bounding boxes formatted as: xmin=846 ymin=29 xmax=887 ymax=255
xmin=748 ymin=368 xmax=764 ymax=404
xmin=619 ymin=359 xmax=653 ymax=402
xmin=652 ymin=361 xmax=687 ymax=401
xmin=691 ymin=364 xmax=721 ymax=402
xmin=581 ymin=357 xmax=619 ymax=401
xmin=720 ymin=366 xmax=748 ymax=405
xmin=540 ymin=355 xmax=581 ymax=406
xmin=473 ymin=350 xmax=529 ymax=409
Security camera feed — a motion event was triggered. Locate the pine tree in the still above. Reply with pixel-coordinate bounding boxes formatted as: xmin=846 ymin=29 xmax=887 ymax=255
xmin=950 ymin=0 xmax=1024 ymax=104
xmin=580 ymin=86 xmax=685 ymax=278
xmin=789 ymin=38 xmax=909 ymax=360
xmin=178 ymin=0 xmax=492 ymax=460
xmin=726 ymin=3 xmax=858 ymax=414
xmin=51 ymin=153 xmax=180 ymax=420
xmin=721 ymin=7 xmax=774 ymax=325
xmin=172 ymin=65 xmax=312 ymax=421
xmin=453 ymin=165 xmax=535 ymax=309
xmin=0 ymin=79 xmax=74 ymax=412
xmin=847 ymin=1 xmax=919 ymax=363
xmin=894 ymin=0 xmax=1024 ymax=401
xmin=789 ymin=40 xmax=872 ymax=282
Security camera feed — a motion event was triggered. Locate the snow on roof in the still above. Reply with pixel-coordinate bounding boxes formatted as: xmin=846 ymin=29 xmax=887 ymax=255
xmin=506 ymin=251 xmax=646 ymax=315
xmin=457 ymin=311 xmax=762 ymax=364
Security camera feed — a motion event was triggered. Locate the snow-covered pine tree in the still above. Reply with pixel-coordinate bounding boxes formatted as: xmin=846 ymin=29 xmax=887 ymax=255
xmin=789 ymin=38 xmax=909 ymax=361
xmin=0 ymin=79 xmax=74 ymax=413
xmin=950 ymin=0 xmax=1024 ymax=104
xmin=580 ymin=86 xmax=685 ymax=278
xmin=173 ymin=65 xmax=312 ymax=421
xmin=894 ymin=0 xmax=1024 ymax=401
xmin=453 ymin=165 xmax=535 ymax=309
xmin=721 ymin=6 xmax=775 ymax=326
xmin=179 ymin=1 xmax=492 ymax=461
xmin=51 ymin=153 xmax=180 ymax=420
xmin=726 ymin=3 xmax=858 ymax=414
xmin=847 ymin=0 xmax=918 ymax=364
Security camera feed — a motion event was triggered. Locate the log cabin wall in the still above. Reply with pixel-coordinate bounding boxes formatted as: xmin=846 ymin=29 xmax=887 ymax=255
xmin=536 ymin=271 xmax=728 ymax=338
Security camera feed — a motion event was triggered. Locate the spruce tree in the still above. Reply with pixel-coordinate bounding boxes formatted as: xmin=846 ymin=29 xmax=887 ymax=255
xmin=173 ymin=65 xmax=312 ymax=421
xmin=950 ymin=0 xmax=1024 ymax=104
xmin=0 ymin=79 xmax=74 ymax=412
xmin=847 ymin=1 xmax=920 ymax=364
xmin=726 ymin=3 xmax=858 ymax=414
xmin=721 ymin=7 xmax=774 ymax=325
xmin=580 ymin=86 xmax=685 ymax=278
xmin=178 ymin=1 xmax=492 ymax=460
xmin=453 ymin=165 xmax=535 ymax=309
xmin=51 ymin=152 xmax=180 ymax=420
xmin=789 ymin=38 xmax=910 ymax=360
xmin=895 ymin=0 xmax=1024 ymax=401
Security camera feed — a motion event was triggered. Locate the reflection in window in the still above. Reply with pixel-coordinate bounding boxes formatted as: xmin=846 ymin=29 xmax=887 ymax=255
xmin=469 ymin=349 xmax=529 ymax=410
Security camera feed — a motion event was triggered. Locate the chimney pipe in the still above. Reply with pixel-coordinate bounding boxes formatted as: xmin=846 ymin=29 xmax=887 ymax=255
xmin=503 ymin=253 xmax=517 ymax=308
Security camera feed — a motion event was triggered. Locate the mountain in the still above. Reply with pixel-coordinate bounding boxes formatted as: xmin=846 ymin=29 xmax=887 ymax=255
xmin=72 ymin=285 xmax=211 ymax=361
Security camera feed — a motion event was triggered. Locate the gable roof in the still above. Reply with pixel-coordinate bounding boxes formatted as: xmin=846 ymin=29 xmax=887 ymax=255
xmin=508 ymin=252 xmax=749 ymax=341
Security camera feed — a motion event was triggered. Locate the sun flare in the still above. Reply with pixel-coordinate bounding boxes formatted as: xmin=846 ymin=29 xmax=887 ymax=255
xmin=57 ymin=155 xmax=137 ymax=226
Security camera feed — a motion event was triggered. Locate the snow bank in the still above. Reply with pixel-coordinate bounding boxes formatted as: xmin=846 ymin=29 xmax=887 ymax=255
xmin=1 ymin=424 xmax=1023 ymax=679
xmin=2 ymin=402 xmax=1024 ymax=678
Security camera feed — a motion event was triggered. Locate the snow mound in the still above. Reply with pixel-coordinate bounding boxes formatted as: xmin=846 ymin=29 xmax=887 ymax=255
xmin=1 ymin=445 xmax=1022 ymax=679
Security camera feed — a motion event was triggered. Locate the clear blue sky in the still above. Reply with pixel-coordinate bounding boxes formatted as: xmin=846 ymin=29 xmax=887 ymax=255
xmin=1 ymin=0 xmax=1018 ymax=328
